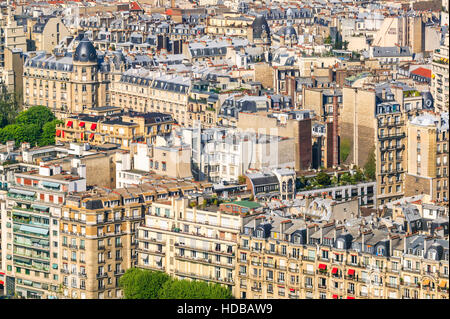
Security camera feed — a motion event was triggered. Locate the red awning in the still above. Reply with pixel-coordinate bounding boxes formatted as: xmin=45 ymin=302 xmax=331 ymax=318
xmin=66 ymin=121 xmax=73 ymax=127
xmin=89 ymin=133 xmax=94 ymax=139
xmin=79 ymin=122 xmax=85 ymax=127
xmin=318 ymin=264 xmax=327 ymax=270
xmin=332 ymin=267 xmax=338 ymax=274
xmin=289 ymin=288 xmax=295 ymax=292
xmin=347 ymin=297 xmax=355 ymax=299
xmin=91 ymin=123 xmax=97 ymax=130
xmin=0 ymin=280 xmax=4 ymax=285
xmin=333 ymin=294 xmax=338 ymax=299
xmin=80 ymin=133 xmax=84 ymax=139
xmin=56 ymin=130 xmax=61 ymax=137
xmin=348 ymin=269 xmax=355 ymax=276
xmin=62 ymin=131 xmax=65 ymax=138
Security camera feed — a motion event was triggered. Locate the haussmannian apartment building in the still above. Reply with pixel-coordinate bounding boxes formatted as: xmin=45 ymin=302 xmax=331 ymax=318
xmin=135 ymin=198 xmax=263 ymax=297
xmin=235 ymin=213 xmax=448 ymax=300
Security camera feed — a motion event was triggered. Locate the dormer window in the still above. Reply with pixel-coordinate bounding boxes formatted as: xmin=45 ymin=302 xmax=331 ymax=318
xmin=428 ymin=249 xmax=437 ymax=260
xmin=377 ymin=246 xmax=385 ymax=256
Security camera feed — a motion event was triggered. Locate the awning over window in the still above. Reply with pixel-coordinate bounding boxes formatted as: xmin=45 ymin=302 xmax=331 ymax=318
xmin=19 ymin=225 xmax=49 ymax=236
xmin=89 ymin=133 xmax=94 ymax=139
xmin=422 ymin=279 xmax=430 ymax=286
xmin=66 ymin=121 xmax=73 ymax=127
xmin=155 ymin=256 xmax=162 ymax=263
xmin=347 ymin=297 xmax=355 ymax=299
xmin=9 ymin=188 xmax=35 ymax=197
xmin=31 ymin=204 xmax=50 ymax=211
xmin=332 ymin=267 xmax=338 ymax=274
xmin=79 ymin=122 xmax=85 ymax=127
xmin=318 ymin=264 xmax=327 ymax=270
xmin=439 ymin=280 xmax=447 ymax=288
xmin=12 ymin=211 xmax=31 ymax=218
xmin=42 ymin=181 xmax=60 ymax=188
xmin=56 ymin=130 xmax=61 ymax=137
xmin=348 ymin=269 xmax=355 ymax=276
xmin=91 ymin=123 xmax=97 ymax=130
xmin=289 ymin=288 xmax=295 ymax=292
xmin=333 ymin=294 xmax=338 ymax=299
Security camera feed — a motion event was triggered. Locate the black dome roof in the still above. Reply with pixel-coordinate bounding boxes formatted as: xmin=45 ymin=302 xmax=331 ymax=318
xmin=74 ymin=36 xmax=98 ymax=63
xmin=252 ymin=14 xmax=270 ymax=40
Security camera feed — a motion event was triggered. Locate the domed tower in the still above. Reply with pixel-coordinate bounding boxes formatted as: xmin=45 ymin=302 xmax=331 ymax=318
xmin=71 ymin=35 xmax=101 ymax=113
xmin=283 ymin=22 xmax=298 ymax=47
xmin=251 ymin=14 xmax=271 ymax=48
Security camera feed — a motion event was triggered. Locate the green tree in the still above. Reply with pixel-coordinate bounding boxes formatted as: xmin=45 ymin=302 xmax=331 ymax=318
xmin=0 ymin=91 xmax=20 ymax=128
xmin=158 ymin=278 xmax=232 ymax=299
xmin=15 ymin=105 xmax=55 ymax=129
xmin=340 ymin=172 xmax=352 ymax=185
xmin=315 ymin=171 xmax=331 ymax=187
xmin=364 ymin=147 xmax=376 ymax=180
xmin=119 ymin=268 xmax=170 ymax=299
xmin=351 ymin=168 xmax=365 ymax=183
xmin=324 ymin=35 xmax=332 ymax=44
xmin=38 ymin=119 xmax=63 ymax=146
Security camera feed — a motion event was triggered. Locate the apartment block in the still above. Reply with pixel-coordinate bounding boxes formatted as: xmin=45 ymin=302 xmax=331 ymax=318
xmin=136 ymin=198 xmax=260 ymax=296
xmin=236 ymin=213 xmax=448 ymax=299
xmin=405 ymin=112 xmax=449 ymax=202
xmin=56 ymin=111 xmax=174 ymax=150
xmin=431 ymin=33 xmax=449 ymax=113
xmin=58 ymin=186 xmax=150 ymax=299
xmin=375 ymin=102 xmax=407 ymax=206
xmin=22 ymin=36 xmax=110 ymax=115
xmin=0 ymin=163 xmax=86 ymax=299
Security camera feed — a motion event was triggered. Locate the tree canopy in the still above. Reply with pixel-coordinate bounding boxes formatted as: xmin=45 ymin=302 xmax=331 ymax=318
xmin=0 ymin=105 xmax=60 ymax=147
xmin=364 ymin=147 xmax=376 ymax=180
xmin=119 ymin=268 xmax=170 ymax=299
xmin=158 ymin=279 xmax=232 ymax=299
xmin=119 ymin=268 xmax=233 ymax=299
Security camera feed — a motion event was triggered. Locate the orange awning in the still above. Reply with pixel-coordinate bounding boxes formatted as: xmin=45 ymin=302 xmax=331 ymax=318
xmin=439 ymin=280 xmax=447 ymax=288
xmin=422 ymin=279 xmax=430 ymax=286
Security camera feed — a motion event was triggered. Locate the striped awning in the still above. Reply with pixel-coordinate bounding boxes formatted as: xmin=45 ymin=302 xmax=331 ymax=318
xmin=9 ymin=188 xmax=35 ymax=197
xmin=19 ymin=225 xmax=49 ymax=236
xmin=31 ymin=204 xmax=50 ymax=211
xmin=42 ymin=181 xmax=60 ymax=188
xmin=12 ymin=211 xmax=31 ymax=218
